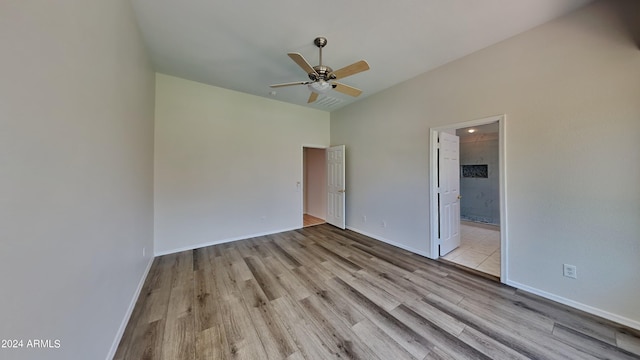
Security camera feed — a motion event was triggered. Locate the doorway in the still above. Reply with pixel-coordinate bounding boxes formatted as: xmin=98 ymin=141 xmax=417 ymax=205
xmin=303 ymin=147 xmax=327 ymax=227
xmin=429 ymin=115 xmax=507 ymax=282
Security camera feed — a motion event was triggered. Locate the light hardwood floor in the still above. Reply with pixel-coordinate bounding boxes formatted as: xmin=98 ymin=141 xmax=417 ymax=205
xmin=303 ymin=214 xmax=325 ymax=227
xmin=115 ymin=224 xmax=640 ymax=359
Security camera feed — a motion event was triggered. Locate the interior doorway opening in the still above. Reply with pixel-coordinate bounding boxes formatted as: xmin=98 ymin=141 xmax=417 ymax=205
xmin=441 ymin=123 xmax=501 ymax=277
xmin=303 ymin=147 xmax=327 ymax=227
xmin=429 ymin=115 xmax=507 ymax=282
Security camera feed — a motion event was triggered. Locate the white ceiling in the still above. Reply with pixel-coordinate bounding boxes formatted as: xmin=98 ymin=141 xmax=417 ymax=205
xmin=131 ymin=0 xmax=593 ymax=111
xmin=458 ymin=122 xmax=499 ymax=138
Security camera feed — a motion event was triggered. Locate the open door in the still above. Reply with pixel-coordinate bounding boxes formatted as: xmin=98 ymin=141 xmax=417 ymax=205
xmin=438 ymin=132 xmax=461 ymax=256
xmin=326 ymin=145 xmax=346 ymax=229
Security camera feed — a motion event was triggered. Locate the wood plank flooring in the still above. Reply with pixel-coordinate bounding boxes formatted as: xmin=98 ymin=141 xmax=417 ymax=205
xmin=303 ymin=214 xmax=325 ymax=227
xmin=115 ymin=224 xmax=640 ymax=359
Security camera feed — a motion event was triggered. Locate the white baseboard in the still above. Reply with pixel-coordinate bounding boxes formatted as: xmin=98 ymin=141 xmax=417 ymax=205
xmin=346 ymin=226 xmax=431 ymax=258
xmin=154 ymin=227 xmax=300 ymax=256
xmin=106 ymin=256 xmax=154 ymax=360
xmin=507 ymin=280 xmax=640 ymax=331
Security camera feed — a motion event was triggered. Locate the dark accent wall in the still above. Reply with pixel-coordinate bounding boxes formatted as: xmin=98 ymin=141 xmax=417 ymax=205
xmin=458 ymin=132 xmax=499 ymax=225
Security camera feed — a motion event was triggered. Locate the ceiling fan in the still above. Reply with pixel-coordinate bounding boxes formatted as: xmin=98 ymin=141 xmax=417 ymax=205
xmin=270 ymin=37 xmax=370 ymax=103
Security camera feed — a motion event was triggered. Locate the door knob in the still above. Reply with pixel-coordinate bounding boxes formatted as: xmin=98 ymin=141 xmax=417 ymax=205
xmin=338 ymin=189 xmax=346 ymax=193
xmin=457 ymin=195 xmax=462 ymax=200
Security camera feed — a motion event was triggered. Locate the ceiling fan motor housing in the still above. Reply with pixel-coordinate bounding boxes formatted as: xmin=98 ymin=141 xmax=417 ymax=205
xmin=309 ymin=65 xmax=334 ymax=81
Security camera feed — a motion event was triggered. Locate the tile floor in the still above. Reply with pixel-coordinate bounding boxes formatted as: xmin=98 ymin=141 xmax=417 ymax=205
xmin=442 ymin=221 xmax=500 ymax=277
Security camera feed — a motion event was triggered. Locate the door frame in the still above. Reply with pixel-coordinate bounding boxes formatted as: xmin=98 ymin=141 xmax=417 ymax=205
xmin=428 ymin=114 xmax=508 ymax=283
xmin=300 ymin=145 xmax=328 ymax=228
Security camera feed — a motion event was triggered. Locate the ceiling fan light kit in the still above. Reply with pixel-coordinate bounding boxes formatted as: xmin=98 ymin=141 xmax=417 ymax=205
xmin=270 ymin=36 xmax=370 ymax=104
xmin=308 ymin=80 xmax=332 ymax=94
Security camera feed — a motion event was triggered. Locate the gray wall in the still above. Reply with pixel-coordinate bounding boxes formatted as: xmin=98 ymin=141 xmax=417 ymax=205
xmin=0 ymin=1 xmax=156 ymax=359
xmin=154 ymin=75 xmax=329 ymax=255
xmin=458 ymin=132 xmax=500 ymax=225
xmin=331 ymin=0 xmax=640 ymax=328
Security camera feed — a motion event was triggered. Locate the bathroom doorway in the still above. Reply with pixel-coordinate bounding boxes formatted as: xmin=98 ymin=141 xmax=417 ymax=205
xmin=429 ymin=115 xmax=507 ymax=281
xmin=441 ymin=123 xmax=501 ymax=276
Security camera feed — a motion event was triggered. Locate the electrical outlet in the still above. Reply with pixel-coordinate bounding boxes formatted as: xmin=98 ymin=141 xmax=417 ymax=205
xmin=381 ymin=220 xmax=387 ymax=228
xmin=563 ymin=264 xmax=577 ymax=279
xmin=143 ymin=247 xmax=146 ymax=257
xmin=362 ymin=215 xmax=367 ymax=223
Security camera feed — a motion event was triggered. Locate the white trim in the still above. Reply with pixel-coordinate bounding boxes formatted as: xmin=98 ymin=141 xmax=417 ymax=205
xmin=347 ymin=226 xmax=430 ymax=258
xmin=301 ymin=144 xmax=329 ymax=149
xmin=429 ymin=115 xmax=508 ymax=283
xmin=498 ymin=118 xmax=508 ymax=281
xmin=154 ymin=227 xmax=299 ymax=256
xmin=507 ymin=280 xmax=640 ymax=331
xmin=106 ymin=256 xmax=154 ymax=360
xmin=428 ymin=129 xmax=440 ymax=260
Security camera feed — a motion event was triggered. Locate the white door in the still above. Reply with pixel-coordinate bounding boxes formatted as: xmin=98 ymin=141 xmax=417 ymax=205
xmin=326 ymin=145 xmax=346 ymax=229
xmin=438 ymin=132 xmax=461 ymax=256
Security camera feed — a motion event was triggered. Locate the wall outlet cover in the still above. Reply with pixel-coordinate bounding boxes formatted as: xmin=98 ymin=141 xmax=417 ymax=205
xmin=563 ymin=264 xmax=577 ymax=279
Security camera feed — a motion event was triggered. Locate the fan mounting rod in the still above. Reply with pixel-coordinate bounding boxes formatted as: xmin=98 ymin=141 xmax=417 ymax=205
xmin=314 ymin=37 xmax=327 ymax=66
xmin=309 ymin=37 xmax=332 ymax=81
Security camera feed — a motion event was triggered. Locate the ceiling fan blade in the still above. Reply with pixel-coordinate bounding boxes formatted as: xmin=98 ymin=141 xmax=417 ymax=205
xmin=307 ymin=92 xmax=319 ymax=103
xmin=288 ymin=53 xmax=319 ymax=77
xmin=329 ymin=60 xmax=370 ymax=80
xmin=270 ymin=81 xmax=310 ymax=88
xmin=332 ymin=82 xmax=363 ymax=97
